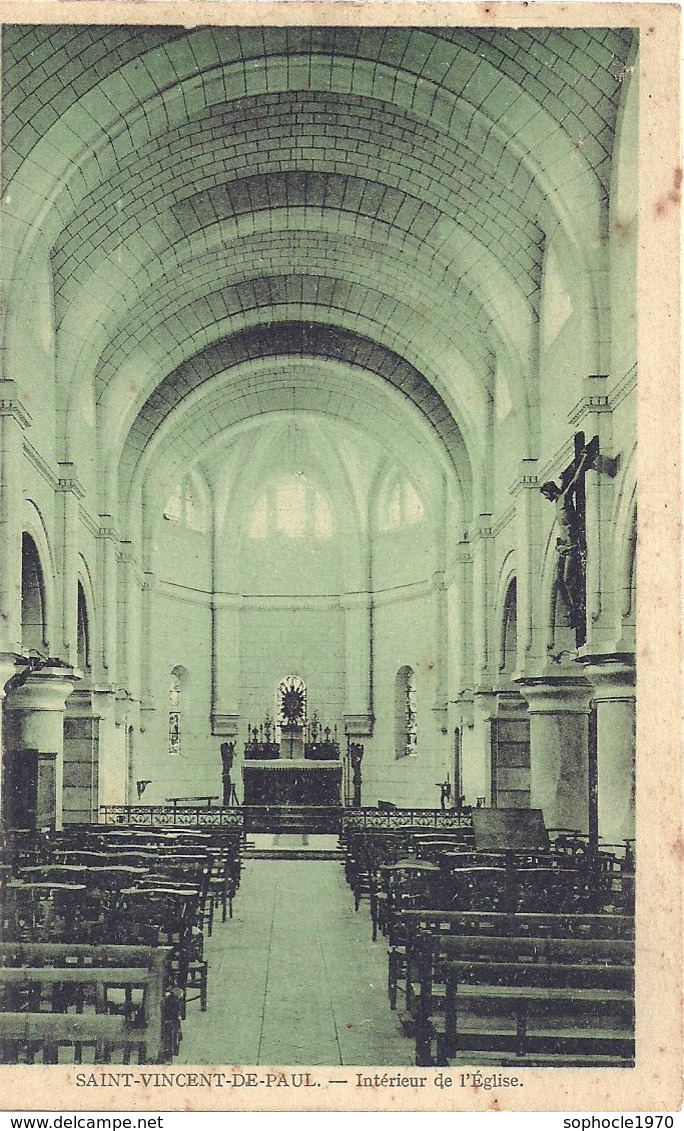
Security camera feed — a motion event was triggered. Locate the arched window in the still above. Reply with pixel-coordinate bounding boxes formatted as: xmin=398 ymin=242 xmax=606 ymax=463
xmin=395 ymin=666 xmax=417 ymax=758
xmin=77 ymin=582 xmax=90 ymax=672
xmin=380 ymin=477 xmax=424 ymax=531
xmin=246 ymin=476 xmax=333 ymax=540
xmin=277 ymin=676 xmax=307 ymax=727
xmin=169 ymin=667 xmax=187 ymax=756
xmin=163 ymin=476 xmax=206 ymax=532
xmin=21 ymin=533 xmax=47 ymax=653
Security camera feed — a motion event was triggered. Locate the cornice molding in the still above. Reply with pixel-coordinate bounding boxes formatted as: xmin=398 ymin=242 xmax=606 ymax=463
xmin=23 ymin=439 xmax=56 ymax=488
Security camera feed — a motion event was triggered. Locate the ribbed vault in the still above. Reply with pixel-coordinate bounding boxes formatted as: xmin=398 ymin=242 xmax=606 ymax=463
xmin=121 ymin=335 xmax=475 ymax=521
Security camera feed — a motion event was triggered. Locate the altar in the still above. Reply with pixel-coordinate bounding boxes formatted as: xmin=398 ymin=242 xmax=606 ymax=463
xmin=241 ymin=759 xmax=342 ymax=807
xmin=241 ymin=716 xmax=342 ymax=808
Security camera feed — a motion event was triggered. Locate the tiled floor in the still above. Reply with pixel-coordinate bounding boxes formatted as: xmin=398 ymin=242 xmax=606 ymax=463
xmin=177 ymin=848 xmax=415 ymax=1066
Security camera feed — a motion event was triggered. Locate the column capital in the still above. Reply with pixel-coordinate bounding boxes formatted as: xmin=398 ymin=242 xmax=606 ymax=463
xmin=57 ymin=462 xmax=85 ymax=499
xmin=0 ymin=652 xmax=21 ymax=698
xmin=90 ymin=688 xmax=116 ymax=720
xmin=470 ymin=513 xmax=493 ymax=540
xmin=211 ymin=712 xmax=240 ymax=738
xmin=97 ymin=516 xmax=119 ymax=542
xmin=344 ymin=712 xmax=374 ymax=738
xmin=142 ymin=571 xmax=158 ymax=594
xmin=514 ymin=675 xmax=593 ymax=714
xmin=509 ymin=457 xmax=540 ymax=495
xmin=576 ymin=652 xmax=636 ymax=700
xmin=568 ymin=374 xmax=612 ymax=426
xmin=494 ymin=688 xmax=529 ymax=715
xmin=118 ymin=541 xmax=139 ymax=567
xmin=0 ymin=380 xmax=32 ymax=430
xmin=6 ymin=664 xmax=81 ymax=712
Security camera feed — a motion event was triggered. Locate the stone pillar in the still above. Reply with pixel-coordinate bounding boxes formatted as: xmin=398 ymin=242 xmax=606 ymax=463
xmin=4 ymin=665 xmax=80 ymax=830
xmin=446 ymin=540 xmax=472 ymax=694
xmin=0 ymin=382 xmax=31 ymax=655
xmin=91 ymin=689 xmax=125 ymax=808
xmin=63 ymin=687 xmax=99 ymax=824
xmin=463 ymin=691 xmax=494 ymax=806
xmin=580 ymin=654 xmax=635 ymax=843
xmin=568 ymin=376 xmax=618 ymax=653
xmin=431 ymin=570 xmax=449 ymax=742
xmin=118 ymin=542 xmax=141 ymax=701
xmin=140 ymin=571 xmax=157 ymax=732
xmin=211 ymin=595 xmax=240 ymax=737
xmin=342 ymin=591 xmax=373 ymax=735
xmin=513 ymin=459 xmax=542 ymax=665
xmin=471 ymin=516 xmax=494 ymax=677
xmin=97 ymin=518 xmax=119 ymax=682
xmin=0 ymin=653 xmax=20 ymax=830
xmin=56 ymin=464 xmax=85 ymax=668
xmin=516 ymin=676 xmax=593 ymax=832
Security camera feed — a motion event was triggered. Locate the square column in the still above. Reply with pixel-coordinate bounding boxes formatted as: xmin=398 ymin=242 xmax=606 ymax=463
xmin=515 ymin=676 xmax=593 ymax=833
xmin=579 ymin=654 xmax=635 ymax=844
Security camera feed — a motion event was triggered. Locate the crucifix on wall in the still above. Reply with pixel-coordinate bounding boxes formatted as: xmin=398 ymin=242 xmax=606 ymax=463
xmin=540 ymin=432 xmax=616 ymax=648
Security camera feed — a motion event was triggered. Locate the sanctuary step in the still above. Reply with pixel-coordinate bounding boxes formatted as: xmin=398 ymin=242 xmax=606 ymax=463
xmin=242 ymin=834 xmax=345 ymax=861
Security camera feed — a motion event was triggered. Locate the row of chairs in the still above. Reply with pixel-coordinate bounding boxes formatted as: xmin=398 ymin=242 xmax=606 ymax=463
xmin=343 ymin=827 xmax=634 ymax=941
xmin=0 ymin=821 xmax=244 ymax=1063
xmin=340 ymin=818 xmax=635 ymax=1068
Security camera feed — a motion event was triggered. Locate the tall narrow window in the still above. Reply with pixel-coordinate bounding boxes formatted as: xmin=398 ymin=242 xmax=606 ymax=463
xmin=163 ymin=477 xmax=207 ymax=532
xmin=380 ymin=477 xmax=424 ymax=531
xmin=395 ymin=666 xmax=417 ymax=758
xmin=21 ymin=533 xmax=47 ymax=653
xmin=246 ymin=477 xmax=333 ymax=540
xmin=169 ymin=671 xmax=182 ymax=756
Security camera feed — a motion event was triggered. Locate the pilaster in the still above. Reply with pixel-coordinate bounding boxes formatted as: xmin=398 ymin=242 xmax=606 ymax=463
xmin=56 ymin=464 xmax=85 ymax=668
xmin=0 ymin=382 xmax=31 ymax=653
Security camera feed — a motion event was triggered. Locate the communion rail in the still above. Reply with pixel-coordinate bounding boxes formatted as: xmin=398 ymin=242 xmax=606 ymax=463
xmin=99 ymin=805 xmax=476 ymax=836
xmin=99 ymin=805 xmax=245 ymax=829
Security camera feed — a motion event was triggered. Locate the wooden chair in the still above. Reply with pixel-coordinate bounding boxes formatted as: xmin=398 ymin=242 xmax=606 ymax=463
xmin=0 ymin=943 xmax=175 ymax=1064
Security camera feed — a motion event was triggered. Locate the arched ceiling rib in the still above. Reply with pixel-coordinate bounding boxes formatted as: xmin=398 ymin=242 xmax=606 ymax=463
xmin=2 ymin=24 xmax=634 ymax=515
xmin=122 ymin=322 xmax=470 ymax=474
xmin=131 ymin=358 xmax=471 ymax=528
xmin=49 ymin=94 xmax=546 ymax=320
xmin=60 ymin=197 xmax=534 ymax=429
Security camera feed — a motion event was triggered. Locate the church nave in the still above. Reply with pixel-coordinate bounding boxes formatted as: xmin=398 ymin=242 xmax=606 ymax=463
xmin=177 ymin=849 xmax=414 ymax=1067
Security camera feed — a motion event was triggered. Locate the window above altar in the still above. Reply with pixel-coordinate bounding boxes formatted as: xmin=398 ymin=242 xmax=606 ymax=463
xmin=163 ymin=474 xmax=207 ymax=532
xmin=247 ymin=475 xmax=334 ymax=540
xmin=379 ymin=475 xmax=424 ymax=532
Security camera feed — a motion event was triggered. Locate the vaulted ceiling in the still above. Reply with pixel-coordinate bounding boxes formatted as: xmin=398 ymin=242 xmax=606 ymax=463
xmin=2 ymin=24 xmax=634 ymax=523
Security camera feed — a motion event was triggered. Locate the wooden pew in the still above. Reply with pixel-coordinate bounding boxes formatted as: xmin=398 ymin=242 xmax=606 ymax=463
xmin=0 ymin=942 xmax=175 ymax=1064
xmin=387 ymin=910 xmax=634 ymax=1020
xmin=391 ymin=928 xmax=634 ymax=1012
xmin=431 ymin=966 xmax=634 ymax=1067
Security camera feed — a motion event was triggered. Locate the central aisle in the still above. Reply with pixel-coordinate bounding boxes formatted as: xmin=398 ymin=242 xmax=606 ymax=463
xmin=178 ymin=850 xmax=415 ymax=1066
